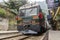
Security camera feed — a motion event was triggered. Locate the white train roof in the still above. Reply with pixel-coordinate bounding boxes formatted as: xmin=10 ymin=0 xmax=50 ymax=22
xmin=19 ymin=2 xmax=39 ymax=9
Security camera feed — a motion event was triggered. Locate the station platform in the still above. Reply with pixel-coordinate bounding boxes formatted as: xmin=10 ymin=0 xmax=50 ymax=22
xmin=49 ymin=30 xmax=60 ymax=40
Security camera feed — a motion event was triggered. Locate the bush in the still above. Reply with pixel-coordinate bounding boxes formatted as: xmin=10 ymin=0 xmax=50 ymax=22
xmin=0 ymin=8 xmax=6 ymax=17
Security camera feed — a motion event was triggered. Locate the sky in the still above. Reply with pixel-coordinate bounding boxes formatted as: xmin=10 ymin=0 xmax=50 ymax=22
xmin=0 ymin=0 xmax=3 ymax=2
xmin=0 ymin=0 xmax=45 ymax=2
xmin=0 ymin=0 xmax=8 ymax=2
xmin=28 ymin=0 xmax=45 ymax=3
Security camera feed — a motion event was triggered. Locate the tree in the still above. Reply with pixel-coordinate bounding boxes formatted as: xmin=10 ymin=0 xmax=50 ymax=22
xmin=3 ymin=0 xmax=27 ymax=15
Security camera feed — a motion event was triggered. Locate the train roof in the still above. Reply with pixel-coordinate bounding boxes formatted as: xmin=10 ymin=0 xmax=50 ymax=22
xmin=19 ymin=2 xmax=40 ymax=9
xmin=19 ymin=1 xmax=49 ymax=15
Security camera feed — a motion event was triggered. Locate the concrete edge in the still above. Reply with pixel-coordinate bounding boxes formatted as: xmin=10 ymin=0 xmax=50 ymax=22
xmin=0 ymin=31 xmax=19 ymax=34
xmin=40 ymin=31 xmax=49 ymax=40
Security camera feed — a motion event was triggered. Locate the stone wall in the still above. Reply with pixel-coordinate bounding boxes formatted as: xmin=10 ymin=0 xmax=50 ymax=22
xmin=0 ymin=17 xmax=9 ymax=31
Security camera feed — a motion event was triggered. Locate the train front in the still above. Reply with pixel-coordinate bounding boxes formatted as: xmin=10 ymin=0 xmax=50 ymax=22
xmin=17 ymin=3 xmax=46 ymax=34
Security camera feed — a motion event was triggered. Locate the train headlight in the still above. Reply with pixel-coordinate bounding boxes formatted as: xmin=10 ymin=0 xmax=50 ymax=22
xmin=33 ymin=15 xmax=38 ymax=19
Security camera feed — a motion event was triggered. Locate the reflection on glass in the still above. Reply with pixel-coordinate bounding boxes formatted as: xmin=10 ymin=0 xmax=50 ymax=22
xmin=19 ymin=8 xmax=37 ymax=17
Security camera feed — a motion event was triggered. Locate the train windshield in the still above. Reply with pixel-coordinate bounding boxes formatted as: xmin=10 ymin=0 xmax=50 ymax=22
xmin=19 ymin=7 xmax=38 ymax=17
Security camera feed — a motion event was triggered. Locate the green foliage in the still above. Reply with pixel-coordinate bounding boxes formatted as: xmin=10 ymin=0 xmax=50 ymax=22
xmin=56 ymin=13 xmax=60 ymax=20
xmin=3 ymin=0 xmax=27 ymax=15
xmin=57 ymin=14 xmax=60 ymax=17
xmin=0 ymin=8 xmax=6 ymax=17
xmin=0 ymin=8 xmax=15 ymax=18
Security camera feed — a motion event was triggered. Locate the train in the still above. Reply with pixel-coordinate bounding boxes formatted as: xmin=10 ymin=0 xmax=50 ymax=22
xmin=17 ymin=2 xmax=49 ymax=34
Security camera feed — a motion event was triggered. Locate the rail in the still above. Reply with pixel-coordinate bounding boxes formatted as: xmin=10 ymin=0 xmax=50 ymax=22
xmin=0 ymin=31 xmax=48 ymax=40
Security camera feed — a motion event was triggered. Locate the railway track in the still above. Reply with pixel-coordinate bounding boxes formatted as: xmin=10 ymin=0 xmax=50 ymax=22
xmin=19 ymin=31 xmax=48 ymax=40
xmin=21 ymin=33 xmax=47 ymax=40
xmin=1 ymin=35 xmax=29 ymax=40
xmin=1 ymin=35 xmax=44 ymax=40
xmin=0 ymin=31 xmax=47 ymax=40
xmin=0 ymin=34 xmax=46 ymax=40
xmin=0 ymin=31 xmax=28 ymax=40
xmin=21 ymin=35 xmax=43 ymax=40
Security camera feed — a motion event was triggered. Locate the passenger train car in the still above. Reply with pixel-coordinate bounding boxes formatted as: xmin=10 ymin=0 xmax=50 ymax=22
xmin=17 ymin=2 xmax=49 ymax=34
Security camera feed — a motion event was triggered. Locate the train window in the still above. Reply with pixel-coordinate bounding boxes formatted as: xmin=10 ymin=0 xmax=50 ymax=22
xmin=19 ymin=10 xmax=25 ymax=17
xmin=25 ymin=8 xmax=37 ymax=17
xmin=19 ymin=7 xmax=38 ymax=17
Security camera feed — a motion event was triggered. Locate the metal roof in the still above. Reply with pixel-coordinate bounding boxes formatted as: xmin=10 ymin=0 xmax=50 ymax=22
xmin=19 ymin=3 xmax=39 ymax=9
